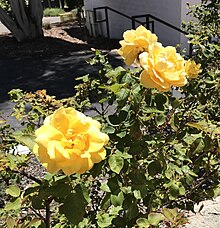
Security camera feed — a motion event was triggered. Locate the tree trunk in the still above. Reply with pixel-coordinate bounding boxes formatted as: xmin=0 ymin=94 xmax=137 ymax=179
xmin=0 ymin=0 xmax=43 ymax=42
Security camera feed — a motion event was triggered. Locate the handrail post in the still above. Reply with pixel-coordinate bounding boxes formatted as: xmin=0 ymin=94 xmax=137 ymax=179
xmin=189 ymin=43 xmax=193 ymax=57
xmin=146 ymin=15 xmax=150 ymax=29
xmin=93 ymin=8 xmax=97 ymax=23
xmin=131 ymin=16 xmax=136 ymax=29
xmin=105 ymin=7 xmax=110 ymax=49
xmin=151 ymin=21 xmax=155 ymax=33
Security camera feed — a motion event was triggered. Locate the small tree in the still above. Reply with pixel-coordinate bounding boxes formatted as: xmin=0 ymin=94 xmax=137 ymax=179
xmin=0 ymin=0 xmax=43 ymax=42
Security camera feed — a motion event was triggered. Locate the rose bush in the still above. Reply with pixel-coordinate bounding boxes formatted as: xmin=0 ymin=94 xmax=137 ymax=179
xmin=34 ymin=107 xmax=109 ymax=175
xmin=0 ymin=3 xmax=219 ymax=226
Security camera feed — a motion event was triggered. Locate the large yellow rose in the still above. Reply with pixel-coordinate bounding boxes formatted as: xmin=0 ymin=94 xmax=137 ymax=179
xmin=139 ymin=42 xmax=187 ymax=92
xmin=185 ymin=59 xmax=202 ymax=78
xmin=118 ymin=25 xmax=158 ymax=65
xmin=33 ymin=107 xmax=109 ymax=175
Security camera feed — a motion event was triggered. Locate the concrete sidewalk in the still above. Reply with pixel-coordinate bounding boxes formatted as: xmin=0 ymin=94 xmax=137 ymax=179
xmin=0 ymin=17 xmax=61 ymax=34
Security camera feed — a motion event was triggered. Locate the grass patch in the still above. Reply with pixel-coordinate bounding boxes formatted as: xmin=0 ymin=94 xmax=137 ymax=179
xmin=43 ymin=8 xmax=65 ymax=17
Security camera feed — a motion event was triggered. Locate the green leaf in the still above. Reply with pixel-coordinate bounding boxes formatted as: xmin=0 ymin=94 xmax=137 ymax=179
xmin=185 ymin=174 xmax=194 ymax=185
xmin=179 ymin=186 xmax=186 ymax=195
xmin=59 ymin=191 xmax=87 ymax=225
xmin=136 ymin=218 xmax=150 ymax=227
xmin=143 ymin=107 xmax=163 ymax=114
xmin=32 ymin=196 xmax=44 ymax=209
xmin=24 ymin=186 xmax=40 ymax=197
xmin=133 ymin=190 xmax=142 ymax=200
xmin=44 ymin=182 xmax=72 ymax=199
xmin=169 ymin=183 xmax=179 ymax=199
xmin=189 ymin=138 xmax=205 ymax=154
xmin=5 ymin=198 xmax=21 ymax=211
xmin=6 ymin=154 xmax=17 ymax=170
xmin=101 ymin=193 xmax=111 ymax=210
xmin=183 ymin=133 xmax=202 ymax=145
xmin=28 ymin=218 xmax=42 ymax=227
xmin=109 ymin=83 xmax=125 ymax=93
xmin=13 ymin=130 xmax=35 ymax=151
xmin=170 ymin=114 xmax=179 ymax=131
xmin=75 ymin=74 xmax=89 ymax=82
xmin=116 ymin=131 xmax=127 ymax=138
xmin=6 ymin=216 xmax=16 ymax=228
xmin=155 ymin=94 xmax=167 ymax=110
xmin=156 ymin=114 xmax=166 ymax=126
xmin=100 ymin=181 xmax=111 ymax=192
xmin=163 ymin=208 xmax=178 ymax=223
xmin=107 ymin=115 xmax=120 ymax=126
xmin=104 ymin=125 xmax=115 ymax=134
xmin=80 ymin=183 xmax=91 ymax=204
xmin=171 ymin=98 xmax=181 ymax=108
xmin=6 ymin=185 xmax=20 ymax=197
xmin=133 ymin=185 xmax=148 ymax=199
xmin=148 ymin=212 xmax=165 ymax=226
xmin=127 ymin=201 xmax=138 ymax=220
xmin=97 ymin=213 xmax=114 ymax=228
xmin=116 ymin=88 xmax=130 ymax=106
xmin=148 ymin=160 xmax=162 ymax=176
xmin=110 ymin=191 xmax=124 ymax=206
xmin=109 ymin=206 xmax=123 ymax=216
xmin=108 ymin=154 xmax=124 ymax=174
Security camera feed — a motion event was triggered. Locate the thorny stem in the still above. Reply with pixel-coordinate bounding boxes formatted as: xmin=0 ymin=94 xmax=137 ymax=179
xmin=45 ymin=198 xmax=51 ymax=228
xmin=8 ymin=168 xmax=42 ymax=184
xmin=30 ymin=207 xmax=45 ymax=221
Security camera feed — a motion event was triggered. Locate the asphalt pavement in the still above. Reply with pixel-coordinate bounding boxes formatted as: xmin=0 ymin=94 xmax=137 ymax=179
xmin=0 ymin=17 xmax=124 ymax=128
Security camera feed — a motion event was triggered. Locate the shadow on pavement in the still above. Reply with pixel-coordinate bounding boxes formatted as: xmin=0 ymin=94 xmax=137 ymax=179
xmin=0 ymin=22 xmax=124 ymax=128
xmin=0 ymin=35 xmax=123 ymax=103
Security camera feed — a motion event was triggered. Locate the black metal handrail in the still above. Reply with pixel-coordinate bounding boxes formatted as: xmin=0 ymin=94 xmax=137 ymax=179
xmin=93 ymin=6 xmax=192 ymax=56
xmin=131 ymin=14 xmax=188 ymax=35
xmin=93 ymin=6 xmax=144 ymax=43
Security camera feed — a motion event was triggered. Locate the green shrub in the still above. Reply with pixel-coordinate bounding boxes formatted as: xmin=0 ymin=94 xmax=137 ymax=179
xmin=0 ymin=1 xmax=219 ymax=227
xmin=0 ymin=0 xmax=10 ymax=13
xmin=43 ymin=8 xmax=65 ymax=17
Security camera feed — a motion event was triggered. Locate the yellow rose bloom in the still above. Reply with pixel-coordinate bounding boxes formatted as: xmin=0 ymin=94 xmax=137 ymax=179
xmin=118 ymin=25 xmax=158 ymax=65
xmin=185 ymin=59 xmax=202 ymax=78
xmin=33 ymin=107 xmax=109 ymax=175
xmin=139 ymin=42 xmax=187 ymax=92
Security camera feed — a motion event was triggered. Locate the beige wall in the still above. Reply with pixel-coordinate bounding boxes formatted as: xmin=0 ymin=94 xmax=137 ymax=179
xmin=84 ymin=0 xmax=200 ymax=51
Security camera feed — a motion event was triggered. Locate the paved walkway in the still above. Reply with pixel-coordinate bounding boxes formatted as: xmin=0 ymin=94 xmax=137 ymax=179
xmin=0 ymin=49 xmax=123 ymax=129
xmin=184 ymin=197 xmax=220 ymax=228
xmin=0 ymin=17 xmax=61 ymax=34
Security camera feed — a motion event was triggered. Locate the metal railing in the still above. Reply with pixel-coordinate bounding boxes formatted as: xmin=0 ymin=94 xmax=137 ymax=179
xmin=93 ymin=6 xmax=193 ymax=56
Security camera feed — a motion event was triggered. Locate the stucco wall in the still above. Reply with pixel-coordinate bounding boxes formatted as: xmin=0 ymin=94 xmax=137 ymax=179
xmin=84 ymin=0 xmax=199 ymax=49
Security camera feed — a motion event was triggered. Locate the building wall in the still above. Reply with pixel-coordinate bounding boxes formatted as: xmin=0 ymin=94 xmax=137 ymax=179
xmin=84 ymin=0 xmax=199 ymax=50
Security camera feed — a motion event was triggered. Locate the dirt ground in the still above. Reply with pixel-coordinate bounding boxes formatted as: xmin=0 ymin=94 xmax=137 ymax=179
xmin=0 ymin=21 xmax=120 ymax=58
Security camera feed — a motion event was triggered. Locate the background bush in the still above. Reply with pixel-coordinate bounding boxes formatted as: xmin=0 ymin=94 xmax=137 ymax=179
xmin=43 ymin=8 xmax=65 ymax=17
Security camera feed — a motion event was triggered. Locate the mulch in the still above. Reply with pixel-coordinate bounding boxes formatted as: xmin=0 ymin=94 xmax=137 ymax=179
xmin=0 ymin=21 xmax=120 ymax=57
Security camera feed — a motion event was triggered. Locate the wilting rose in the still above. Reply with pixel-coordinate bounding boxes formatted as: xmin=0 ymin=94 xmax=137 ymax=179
xmin=139 ymin=42 xmax=187 ymax=92
xmin=33 ymin=107 xmax=109 ymax=175
xmin=118 ymin=25 xmax=158 ymax=65
xmin=185 ymin=59 xmax=202 ymax=78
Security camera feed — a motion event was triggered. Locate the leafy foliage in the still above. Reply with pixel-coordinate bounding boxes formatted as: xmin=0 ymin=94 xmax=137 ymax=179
xmin=0 ymin=0 xmax=10 ymax=13
xmin=0 ymin=1 xmax=219 ymax=227
xmin=1 ymin=48 xmax=219 ymax=227
xmin=43 ymin=8 xmax=65 ymax=17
